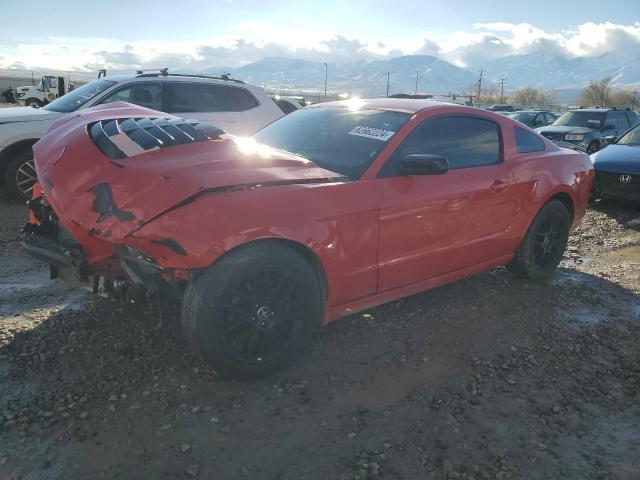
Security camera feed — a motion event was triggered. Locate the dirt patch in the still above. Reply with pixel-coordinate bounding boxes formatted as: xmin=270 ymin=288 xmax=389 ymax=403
xmin=1 ymin=200 xmax=639 ymax=479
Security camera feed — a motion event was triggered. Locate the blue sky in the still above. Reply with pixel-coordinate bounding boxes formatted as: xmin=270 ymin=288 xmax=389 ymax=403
xmin=1 ymin=0 xmax=639 ymax=71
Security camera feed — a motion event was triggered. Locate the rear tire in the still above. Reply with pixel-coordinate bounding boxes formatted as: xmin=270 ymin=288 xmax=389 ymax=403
xmin=3 ymin=149 xmax=36 ymax=201
xmin=181 ymin=242 xmax=324 ymax=379
xmin=509 ymin=200 xmax=571 ymax=281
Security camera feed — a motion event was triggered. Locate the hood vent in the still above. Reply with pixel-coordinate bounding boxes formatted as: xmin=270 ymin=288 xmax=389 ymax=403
xmin=88 ymin=117 xmax=225 ymax=159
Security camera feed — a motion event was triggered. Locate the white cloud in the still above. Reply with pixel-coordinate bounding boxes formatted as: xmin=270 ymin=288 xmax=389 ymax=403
xmin=1 ymin=22 xmax=639 ymax=72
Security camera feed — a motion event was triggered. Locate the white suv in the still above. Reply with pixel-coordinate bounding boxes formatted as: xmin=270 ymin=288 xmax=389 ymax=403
xmin=0 ymin=71 xmax=283 ymax=200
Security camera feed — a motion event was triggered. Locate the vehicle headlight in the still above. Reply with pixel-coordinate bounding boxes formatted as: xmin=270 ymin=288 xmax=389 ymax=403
xmin=565 ymin=134 xmax=584 ymax=141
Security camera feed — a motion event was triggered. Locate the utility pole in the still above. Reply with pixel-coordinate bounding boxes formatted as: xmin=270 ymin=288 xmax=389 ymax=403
xmin=415 ymin=70 xmax=420 ymax=95
xmin=385 ymin=72 xmax=390 ymax=98
xmin=323 ymin=62 xmax=328 ymax=97
xmin=476 ymin=69 xmax=483 ymax=103
xmin=499 ymin=78 xmax=506 ymax=104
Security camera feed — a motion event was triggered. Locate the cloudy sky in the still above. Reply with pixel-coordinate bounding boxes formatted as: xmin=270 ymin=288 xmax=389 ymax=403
xmin=1 ymin=0 xmax=639 ymax=72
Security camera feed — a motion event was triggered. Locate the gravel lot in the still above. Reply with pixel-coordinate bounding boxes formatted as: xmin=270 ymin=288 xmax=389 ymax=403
xmin=1 ymin=199 xmax=639 ymax=480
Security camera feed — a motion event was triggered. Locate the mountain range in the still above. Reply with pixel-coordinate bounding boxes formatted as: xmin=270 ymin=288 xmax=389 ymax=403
xmin=2 ymin=49 xmax=639 ymax=102
xmin=214 ymin=50 xmax=640 ymax=100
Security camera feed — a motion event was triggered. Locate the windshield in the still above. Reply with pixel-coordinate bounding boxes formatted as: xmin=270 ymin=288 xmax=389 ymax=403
xmin=253 ymin=107 xmax=410 ymax=178
xmin=43 ymin=79 xmax=116 ymax=113
xmin=616 ymin=123 xmax=640 ymax=146
xmin=553 ymin=111 xmax=605 ymax=129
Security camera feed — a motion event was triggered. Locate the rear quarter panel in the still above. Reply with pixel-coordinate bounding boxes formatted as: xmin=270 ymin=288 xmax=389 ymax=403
xmin=504 ymin=132 xmax=593 ymax=240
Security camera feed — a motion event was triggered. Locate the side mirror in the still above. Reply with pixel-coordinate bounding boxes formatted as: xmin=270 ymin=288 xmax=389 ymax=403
xmin=398 ymin=154 xmax=449 ymax=175
xmin=602 ymin=135 xmax=618 ymax=145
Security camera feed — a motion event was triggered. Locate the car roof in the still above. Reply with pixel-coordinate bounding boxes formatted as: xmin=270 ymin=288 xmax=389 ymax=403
xmin=572 ymin=108 xmax=611 ymax=113
xmin=309 ymin=98 xmax=462 ymax=114
xmin=102 ymin=73 xmax=248 ymax=86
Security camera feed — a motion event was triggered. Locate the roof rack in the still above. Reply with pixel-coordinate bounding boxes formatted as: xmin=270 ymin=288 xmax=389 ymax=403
xmin=576 ymin=106 xmax=633 ymax=111
xmin=134 ymin=68 xmax=246 ymax=84
xmin=135 ymin=68 xmax=169 ymax=76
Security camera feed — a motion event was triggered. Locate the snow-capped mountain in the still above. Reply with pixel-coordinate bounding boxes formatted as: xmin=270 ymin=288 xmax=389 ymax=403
xmin=2 ymin=49 xmax=639 ymax=100
xmin=473 ymin=49 xmax=640 ymax=90
xmin=217 ymin=55 xmax=477 ymax=96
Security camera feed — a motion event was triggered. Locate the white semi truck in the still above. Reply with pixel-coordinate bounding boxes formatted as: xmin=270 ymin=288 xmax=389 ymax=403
xmin=15 ymin=75 xmax=75 ymax=108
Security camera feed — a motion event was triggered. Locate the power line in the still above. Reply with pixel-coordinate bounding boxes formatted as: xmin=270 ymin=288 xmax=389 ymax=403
xmin=499 ymin=78 xmax=507 ymax=103
xmin=476 ymin=69 xmax=483 ymax=102
xmin=385 ymin=72 xmax=390 ymax=98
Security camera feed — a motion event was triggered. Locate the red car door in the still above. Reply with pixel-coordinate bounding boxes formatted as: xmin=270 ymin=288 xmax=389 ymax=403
xmin=375 ymin=114 xmax=517 ymax=292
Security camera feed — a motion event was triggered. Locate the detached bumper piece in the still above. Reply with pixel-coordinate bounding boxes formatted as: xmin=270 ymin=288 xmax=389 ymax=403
xmin=22 ymin=235 xmax=81 ymax=269
xmin=118 ymin=245 xmax=165 ymax=292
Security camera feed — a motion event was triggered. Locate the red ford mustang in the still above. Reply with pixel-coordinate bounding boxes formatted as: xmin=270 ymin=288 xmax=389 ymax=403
xmin=24 ymin=99 xmax=593 ymax=378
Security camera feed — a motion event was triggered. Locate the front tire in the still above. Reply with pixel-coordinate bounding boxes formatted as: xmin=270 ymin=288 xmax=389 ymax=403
xmin=181 ymin=242 xmax=324 ymax=379
xmin=509 ymin=200 xmax=571 ymax=281
xmin=3 ymin=149 xmax=37 ymax=201
xmin=25 ymin=98 xmax=42 ymax=108
xmin=586 ymin=141 xmax=599 ymax=154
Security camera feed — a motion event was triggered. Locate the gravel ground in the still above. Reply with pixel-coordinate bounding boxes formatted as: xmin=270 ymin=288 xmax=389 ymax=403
xmin=1 ymin=199 xmax=639 ymax=480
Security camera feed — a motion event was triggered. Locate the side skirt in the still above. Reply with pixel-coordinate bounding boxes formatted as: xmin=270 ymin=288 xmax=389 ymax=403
xmin=328 ymin=254 xmax=514 ymax=322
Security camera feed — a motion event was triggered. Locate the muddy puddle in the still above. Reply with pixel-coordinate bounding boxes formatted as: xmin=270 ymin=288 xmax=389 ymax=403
xmin=603 ymin=245 xmax=640 ymax=263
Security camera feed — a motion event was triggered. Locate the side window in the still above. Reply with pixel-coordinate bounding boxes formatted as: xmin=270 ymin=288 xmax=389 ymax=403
xmin=616 ymin=112 xmax=630 ymax=130
xmin=532 ymin=113 xmax=546 ymax=127
xmin=164 ymin=83 xmax=259 ymax=113
xmin=99 ymin=83 xmax=162 ymax=110
xmin=228 ymin=87 xmax=260 ymax=111
xmin=514 ymin=126 xmax=546 ymax=153
xmin=604 ymin=113 xmax=616 ymax=130
xmin=386 ymin=115 xmax=501 ymax=174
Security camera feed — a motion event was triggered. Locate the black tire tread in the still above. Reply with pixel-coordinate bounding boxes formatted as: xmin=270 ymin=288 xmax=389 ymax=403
xmin=509 ymin=200 xmax=570 ymax=282
xmin=3 ymin=149 xmax=34 ymax=201
xmin=181 ymin=241 xmax=323 ymax=379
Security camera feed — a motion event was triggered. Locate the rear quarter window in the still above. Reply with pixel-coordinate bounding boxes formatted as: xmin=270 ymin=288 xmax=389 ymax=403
xmin=514 ymin=127 xmax=546 ymax=153
xmin=164 ymin=83 xmax=259 ymax=113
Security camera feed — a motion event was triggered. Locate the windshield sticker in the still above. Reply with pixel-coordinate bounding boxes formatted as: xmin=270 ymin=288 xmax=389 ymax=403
xmin=348 ymin=126 xmax=396 ymax=141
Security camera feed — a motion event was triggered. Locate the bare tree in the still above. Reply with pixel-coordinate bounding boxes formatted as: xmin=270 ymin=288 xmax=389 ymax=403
xmin=580 ymin=77 xmax=613 ymax=107
xmin=464 ymin=82 xmax=502 ymax=104
xmin=512 ymin=87 xmax=553 ymax=106
xmin=611 ymin=90 xmax=640 ymax=110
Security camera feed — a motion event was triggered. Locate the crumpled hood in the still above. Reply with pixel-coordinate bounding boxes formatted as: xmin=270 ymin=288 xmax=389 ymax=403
xmin=591 ymin=144 xmax=640 ymax=174
xmin=536 ymin=125 xmax=594 ymax=135
xmin=0 ymin=106 xmax=61 ymax=123
xmin=33 ymin=102 xmax=343 ymax=262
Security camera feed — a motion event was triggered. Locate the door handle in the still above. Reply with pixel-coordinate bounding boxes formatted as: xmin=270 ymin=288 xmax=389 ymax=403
xmin=490 ymin=179 xmax=511 ymax=193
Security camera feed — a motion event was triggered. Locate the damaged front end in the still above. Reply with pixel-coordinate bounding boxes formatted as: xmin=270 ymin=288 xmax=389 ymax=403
xmin=23 ymin=102 xmax=342 ymax=296
xmin=22 ymin=102 xmax=229 ymax=294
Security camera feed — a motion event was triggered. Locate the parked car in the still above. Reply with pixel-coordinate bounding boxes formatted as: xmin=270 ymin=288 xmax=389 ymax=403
xmin=536 ymin=107 xmax=639 ymax=154
xmin=0 ymin=70 xmax=283 ymax=200
xmin=506 ymin=110 xmax=555 ymax=128
xmin=590 ymin=121 xmax=640 ymax=203
xmin=24 ymin=99 xmax=593 ymax=378
xmin=271 ymin=95 xmax=304 ymax=114
xmin=486 ymin=104 xmax=514 ymax=112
